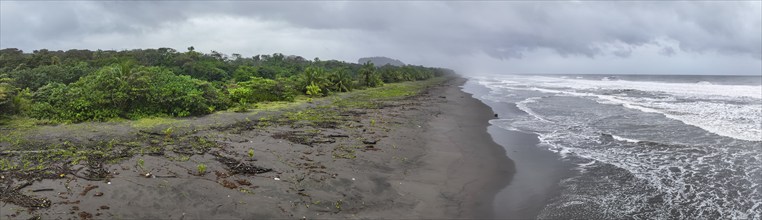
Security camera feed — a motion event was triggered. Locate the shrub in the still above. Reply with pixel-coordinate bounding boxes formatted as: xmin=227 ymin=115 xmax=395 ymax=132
xmin=306 ymin=82 xmax=322 ymax=97
xmin=197 ymin=163 xmax=207 ymax=175
xmin=228 ymin=76 xmax=296 ymax=105
xmin=28 ymin=64 xmax=226 ymax=122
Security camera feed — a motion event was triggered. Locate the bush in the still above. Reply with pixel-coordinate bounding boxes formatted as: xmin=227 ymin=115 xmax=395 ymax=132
xmin=9 ymin=62 xmax=92 ymax=91
xmin=29 ymin=64 xmax=226 ymax=122
xmin=229 ymin=76 xmax=296 ymax=105
xmin=305 ymin=82 xmax=322 ymax=97
xmin=1 ymin=48 xmax=452 ymax=123
xmin=232 ymin=66 xmax=258 ymax=82
xmin=0 ymin=77 xmax=17 ymax=115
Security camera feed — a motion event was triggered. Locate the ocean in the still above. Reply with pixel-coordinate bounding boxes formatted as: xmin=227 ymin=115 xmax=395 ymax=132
xmin=463 ymin=74 xmax=762 ymax=219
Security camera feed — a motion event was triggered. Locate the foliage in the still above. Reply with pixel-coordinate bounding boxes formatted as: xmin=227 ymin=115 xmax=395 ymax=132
xmin=359 ymin=62 xmax=383 ymax=88
xmin=300 ymin=66 xmax=330 ymax=94
xmin=0 ymin=76 xmax=18 ymax=115
xmin=232 ymin=65 xmax=259 ymax=82
xmin=137 ymin=158 xmax=145 ymax=170
xmin=8 ymin=62 xmax=92 ymax=91
xmin=229 ymin=76 xmax=296 ymax=106
xmin=29 ymin=64 xmax=225 ymax=122
xmin=306 ymin=82 xmax=322 ymax=97
xmin=197 ymin=163 xmax=207 ymax=175
xmin=328 ymin=68 xmax=353 ymax=92
xmin=0 ymin=47 xmax=452 ymax=123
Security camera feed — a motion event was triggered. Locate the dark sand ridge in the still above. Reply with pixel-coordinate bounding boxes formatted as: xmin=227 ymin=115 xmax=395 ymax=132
xmin=1 ymin=76 xmax=515 ymax=219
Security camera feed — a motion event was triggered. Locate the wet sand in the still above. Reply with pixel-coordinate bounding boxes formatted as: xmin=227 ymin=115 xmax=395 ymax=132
xmin=1 ymin=77 xmax=515 ymax=219
xmin=462 ymin=80 xmax=572 ymax=219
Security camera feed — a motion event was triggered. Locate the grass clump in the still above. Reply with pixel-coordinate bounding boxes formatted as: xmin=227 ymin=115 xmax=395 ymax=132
xmin=197 ymin=163 xmax=207 ymax=175
xmin=137 ymin=158 xmax=145 ymax=170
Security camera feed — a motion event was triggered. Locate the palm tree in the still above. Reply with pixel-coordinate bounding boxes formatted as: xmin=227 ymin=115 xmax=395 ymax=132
xmin=329 ymin=68 xmax=353 ymax=92
xmin=302 ymin=66 xmax=329 ymax=93
xmin=359 ymin=61 xmax=377 ymax=87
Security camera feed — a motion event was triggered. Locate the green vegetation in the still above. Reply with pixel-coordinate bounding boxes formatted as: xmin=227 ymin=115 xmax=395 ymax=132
xmin=248 ymin=149 xmax=255 ymax=158
xmin=0 ymin=47 xmax=453 ymax=123
xmin=137 ymin=158 xmax=145 ymax=170
xmin=197 ymin=163 xmax=207 ymax=175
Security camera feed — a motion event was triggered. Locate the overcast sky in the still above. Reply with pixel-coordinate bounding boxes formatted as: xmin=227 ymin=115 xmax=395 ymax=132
xmin=1 ymin=1 xmax=760 ymax=75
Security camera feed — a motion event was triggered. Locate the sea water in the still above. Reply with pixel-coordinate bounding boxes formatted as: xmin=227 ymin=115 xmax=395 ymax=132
xmin=467 ymin=74 xmax=762 ymax=219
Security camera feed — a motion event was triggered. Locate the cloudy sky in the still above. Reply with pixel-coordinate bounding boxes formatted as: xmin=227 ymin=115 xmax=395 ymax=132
xmin=1 ymin=1 xmax=760 ymax=75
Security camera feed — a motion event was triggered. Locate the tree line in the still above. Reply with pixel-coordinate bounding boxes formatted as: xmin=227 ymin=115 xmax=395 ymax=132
xmin=0 ymin=47 xmax=454 ymax=123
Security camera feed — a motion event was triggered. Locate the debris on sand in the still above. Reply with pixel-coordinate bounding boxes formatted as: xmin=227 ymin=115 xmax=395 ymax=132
xmin=220 ymin=179 xmax=238 ymax=189
xmin=78 ymin=211 xmax=93 ymax=220
xmin=235 ymin=179 xmax=252 ymax=186
xmin=0 ymin=183 xmax=51 ymax=209
xmin=80 ymin=184 xmax=99 ymax=196
xmin=271 ymin=131 xmax=317 ymax=146
xmin=213 ymin=154 xmax=273 ymax=175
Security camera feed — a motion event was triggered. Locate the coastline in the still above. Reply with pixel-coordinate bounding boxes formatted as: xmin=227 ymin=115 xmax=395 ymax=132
xmin=419 ymin=77 xmax=515 ymax=218
xmin=386 ymin=77 xmax=516 ymax=218
xmin=461 ymin=79 xmax=572 ymax=219
xmin=1 ymin=76 xmax=516 ymax=219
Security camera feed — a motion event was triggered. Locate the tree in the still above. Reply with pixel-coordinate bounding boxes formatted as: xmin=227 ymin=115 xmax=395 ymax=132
xmin=0 ymin=47 xmax=447 ymax=122
xmin=0 ymin=76 xmax=17 ymax=115
xmin=0 ymin=48 xmax=25 ymax=72
xmin=233 ymin=66 xmax=258 ymax=82
xmin=29 ymin=64 xmax=226 ymax=122
xmin=328 ymin=68 xmax=353 ymax=92
xmin=181 ymin=60 xmax=229 ymax=81
xmin=359 ymin=61 xmax=382 ymax=88
xmin=301 ymin=66 xmax=329 ymax=95
xmin=9 ymin=64 xmax=90 ymax=91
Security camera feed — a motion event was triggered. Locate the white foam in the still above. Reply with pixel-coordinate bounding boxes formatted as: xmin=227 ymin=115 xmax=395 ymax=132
xmin=525 ymin=124 xmax=762 ymax=218
xmin=516 ymin=97 xmax=552 ymax=122
xmin=591 ymin=95 xmax=762 ymax=142
xmin=488 ymin=119 xmax=523 ymax=132
xmin=471 ymin=76 xmax=762 ymax=218
xmin=476 ymin=76 xmax=762 ymax=142
xmin=611 ymin=135 xmax=641 ymax=143
xmin=533 ymin=75 xmax=761 ymax=100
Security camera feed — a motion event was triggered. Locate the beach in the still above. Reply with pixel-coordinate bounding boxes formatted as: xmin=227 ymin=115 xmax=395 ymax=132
xmin=1 ymin=76 xmax=516 ymax=219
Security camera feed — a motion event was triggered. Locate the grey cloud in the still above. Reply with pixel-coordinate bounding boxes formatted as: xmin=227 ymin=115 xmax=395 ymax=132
xmin=0 ymin=1 xmax=759 ymax=74
xmin=660 ymin=47 xmax=676 ymax=57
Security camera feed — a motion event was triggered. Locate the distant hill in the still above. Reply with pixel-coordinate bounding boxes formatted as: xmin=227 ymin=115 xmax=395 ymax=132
xmin=358 ymin=57 xmax=405 ymax=67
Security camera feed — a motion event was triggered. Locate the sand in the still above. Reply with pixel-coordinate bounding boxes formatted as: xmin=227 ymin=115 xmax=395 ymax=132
xmin=1 ymin=76 xmax=515 ymax=219
xmin=461 ymin=80 xmax=571 ymax=219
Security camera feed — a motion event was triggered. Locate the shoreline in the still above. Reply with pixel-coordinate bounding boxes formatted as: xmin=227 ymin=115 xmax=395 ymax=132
xmin=425 ymin=77 xmax=516 ymax=218
xmin=461 ymin=79 xmax=572 ymax=219
xmin=391 ymin=77 xmax=516 ymax=218
xmin=0 ymin=76 xmax=516 ymax=219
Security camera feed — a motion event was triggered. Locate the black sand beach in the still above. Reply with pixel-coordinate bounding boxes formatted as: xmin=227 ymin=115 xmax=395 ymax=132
xmin=1 ymin=77 xmax=517 ymax=219
xmin=462 ymin=81 xmax=570 ymax=219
